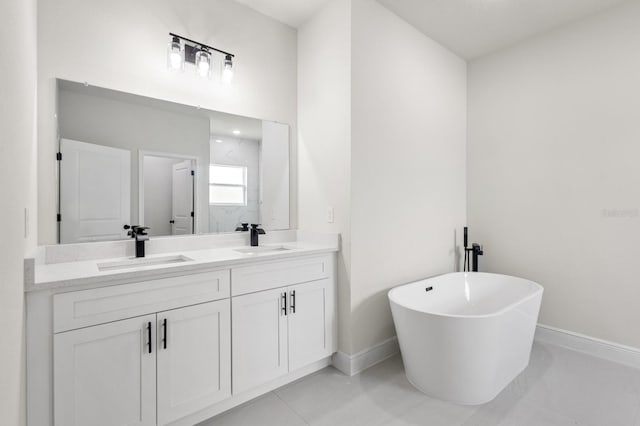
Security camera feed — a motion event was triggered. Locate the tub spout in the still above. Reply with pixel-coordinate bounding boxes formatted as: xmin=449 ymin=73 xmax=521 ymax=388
xmin=471 ymin=243 xmax=484 ymax=272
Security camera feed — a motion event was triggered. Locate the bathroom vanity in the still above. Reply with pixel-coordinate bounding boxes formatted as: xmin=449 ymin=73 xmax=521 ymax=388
xmin=25 ymin=233 xmax=338 ymax=426
xmin=25 ymin=73 xmax=331 ymax=426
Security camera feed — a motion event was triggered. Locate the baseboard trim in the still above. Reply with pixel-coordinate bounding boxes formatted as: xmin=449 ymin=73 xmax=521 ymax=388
xmin=331 ymin=325 xmax=640 ymax=378
xmin=332 ymin=336 xmax=399 ymax=376
xmin=535 ymin=324 xmax=640 ymax=369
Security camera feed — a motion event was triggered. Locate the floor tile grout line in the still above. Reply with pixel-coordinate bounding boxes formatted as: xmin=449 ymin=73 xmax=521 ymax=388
xmin=273 ymin=390 xmax=311 ymax=425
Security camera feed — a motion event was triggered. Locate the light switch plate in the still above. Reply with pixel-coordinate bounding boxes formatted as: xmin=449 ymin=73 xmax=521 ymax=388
xmin=327 ymin=207 xmax=335 ymax=223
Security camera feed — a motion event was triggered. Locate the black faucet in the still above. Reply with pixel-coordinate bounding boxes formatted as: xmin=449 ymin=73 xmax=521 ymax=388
xmin=250 ymin=224 xmax=266 ymax=247
xmin=463 ymin=227 xmax=484 ymax=272
xmin=124 ymin=225 xmax=150 ymax=258
xmin=235 ymin=223 xmax=249 ymax=232
xmin=471 ymin=243 xmax=484 ymax=272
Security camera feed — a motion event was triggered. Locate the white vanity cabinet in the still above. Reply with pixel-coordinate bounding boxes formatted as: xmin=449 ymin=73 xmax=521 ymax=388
xmin=156 ymin=300 xmax=231 ymax=425
xmin=288 ymin=278 xmax=335 ymax=371
xmin=232 ymin=287 xmax=289 ymax=393
xmin=52 ymin=271 xmax=232 ymax=426
xmin=29 ymin=252 xmax=337 ymax=426
xmin=54 ymin=314 xmax=158 ymax=426
xmin=54 ymin=300 xmax=231 ymax=426
xmin=232 ymin=256 xmax=336 ymax=394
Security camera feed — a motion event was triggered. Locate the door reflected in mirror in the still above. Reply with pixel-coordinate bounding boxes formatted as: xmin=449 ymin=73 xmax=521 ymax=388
xmin=55 ymin=79 xmax=290 ymax=244
xmin=141 ymin=154 xmax=195 ymax=237
xmin=59 ymin=139 xmax=131 ymax=243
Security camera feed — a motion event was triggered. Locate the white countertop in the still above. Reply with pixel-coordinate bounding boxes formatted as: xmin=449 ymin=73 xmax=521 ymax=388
xmin=28 ymin=240 xmax=338 ymax=292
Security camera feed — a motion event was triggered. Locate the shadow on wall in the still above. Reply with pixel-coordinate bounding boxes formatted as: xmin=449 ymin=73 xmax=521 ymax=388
xmin=452 ymin=229 xmax=462 ymax=272
xmin=351 ymin=289 xmax=402 ymax=354
xmin=336 ymin=240 xmax=353 ymax=355
xmin=348 ymin=228 xmax=465 ymax=355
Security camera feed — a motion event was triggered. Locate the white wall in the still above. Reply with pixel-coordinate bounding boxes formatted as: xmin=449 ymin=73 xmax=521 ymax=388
xmin=38 ymin=0 xmax=298 ymax=244
xmin=298 ymin=0 xmax=353 ymax=352
xmin=350 ymin=0 xmax=467 ymax=353
xmin=0 ymin=0 xmax=37 ymax=423
xmin=468 ymin=0 xmax=640 ymax=349
xmin=299 ymin=0 xmax=466 ymax=355
xmin=58 ymin=86 xmax=210 ymax=232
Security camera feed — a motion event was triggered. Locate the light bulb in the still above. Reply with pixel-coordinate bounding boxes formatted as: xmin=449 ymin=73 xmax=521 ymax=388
xmin=198 ymin=61 xmax=210 ymax=76
xmin=222 ymin=54 xmax=234 ymax=84
xmin=195 ymin=48 xmax=211 ymax=78
xmin=167 ymin=36 xmax=184 ymax=71
xmin=170 ymin=51 xmax=182 ymax=69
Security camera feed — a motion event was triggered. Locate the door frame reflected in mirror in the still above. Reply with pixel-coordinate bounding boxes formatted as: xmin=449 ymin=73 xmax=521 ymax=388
xmin=138 ymin=150 xmax=199 ymax=237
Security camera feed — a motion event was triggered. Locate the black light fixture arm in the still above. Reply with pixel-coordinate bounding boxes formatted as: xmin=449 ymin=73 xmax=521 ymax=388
xmin=169 ymin=33 xmax=235 ymax=58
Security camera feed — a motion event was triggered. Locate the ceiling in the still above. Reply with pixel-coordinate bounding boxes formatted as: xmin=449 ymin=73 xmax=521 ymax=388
xmin=234 ymin=0 xmax=629 ymax=59
xmin=209 ymin=112 xmax=263 ymax=141
xmin=234 ymin=0 xmax=329 ymax=28
xmin=376 ymin=0 xmax=629 ymax=59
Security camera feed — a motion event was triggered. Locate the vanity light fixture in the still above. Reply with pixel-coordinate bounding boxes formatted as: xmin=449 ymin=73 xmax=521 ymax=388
xmin=167 ymin=33 xmax=235 ymax=83
xmin=232 ymin=130 xmax=241 ymax=135
xmin=195 ymin=48 xmax=212 ymax=78
xmin=167 ymin=35 xmax=184 ymax=71
xmin=222 ymin=54 xmax=234 ymax=85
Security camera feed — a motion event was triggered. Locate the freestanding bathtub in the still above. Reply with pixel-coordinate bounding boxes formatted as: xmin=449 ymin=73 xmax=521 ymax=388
xmin=388 ymin=272 xmax=543 ymax=405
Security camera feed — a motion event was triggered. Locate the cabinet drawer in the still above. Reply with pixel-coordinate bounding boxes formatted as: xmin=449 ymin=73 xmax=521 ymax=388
xmin=54 ymin=270 xmax=230 ymax=333
xmin=231 ymin=255 xmax=333 ymax=296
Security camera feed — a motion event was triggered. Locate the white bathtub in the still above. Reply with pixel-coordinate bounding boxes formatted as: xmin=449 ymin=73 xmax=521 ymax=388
xmin=388 ymin=272 xmax=543 ymax=405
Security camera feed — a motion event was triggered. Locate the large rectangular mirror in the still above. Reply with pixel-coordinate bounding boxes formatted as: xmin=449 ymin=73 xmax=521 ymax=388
xmin=56 ymin=79 xmax=290 ymax=244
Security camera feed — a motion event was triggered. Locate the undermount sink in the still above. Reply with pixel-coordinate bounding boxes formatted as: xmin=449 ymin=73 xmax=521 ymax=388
xmin=97 ymin=255 xmax=194 ymax=272
xmin=234 ymin=246 xmax=291 ymax=255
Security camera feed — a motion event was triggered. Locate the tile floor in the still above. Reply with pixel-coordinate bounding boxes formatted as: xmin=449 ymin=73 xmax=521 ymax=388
xmin=199 ymin=342 xmax=640 ymax=426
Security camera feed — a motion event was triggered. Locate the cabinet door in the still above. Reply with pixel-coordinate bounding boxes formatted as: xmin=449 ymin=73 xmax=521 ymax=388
xmin=156 ymin=300 xmax=231 ymax=425
xmin=288 ymin=279 xmax=335 ymax=371
xmin=232 ymin=287 xmax=288 ymax=394
xmin=54 ymin=314 xmax=156 ymax=426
